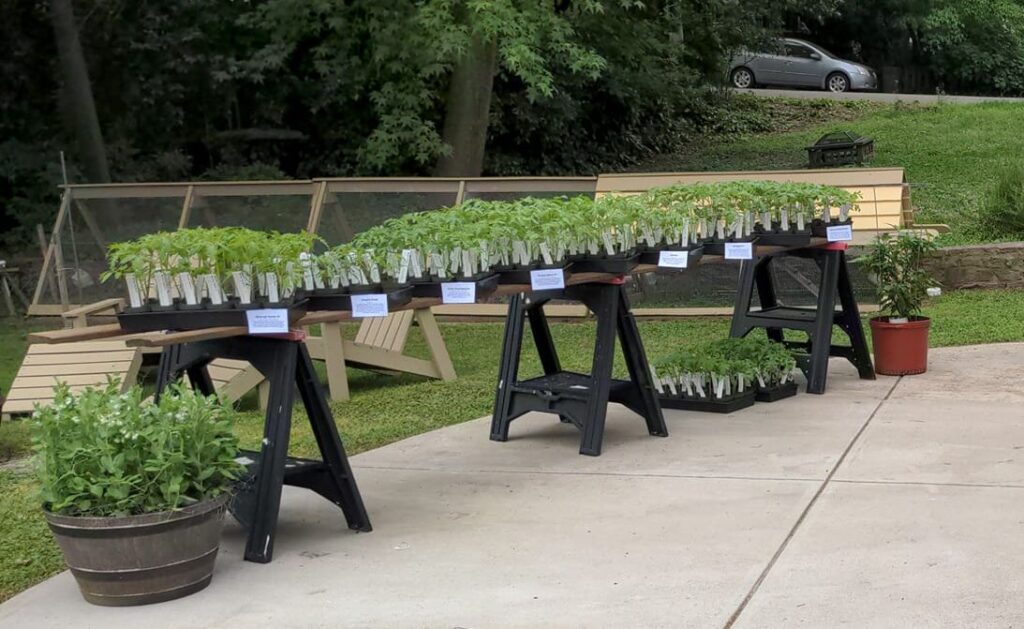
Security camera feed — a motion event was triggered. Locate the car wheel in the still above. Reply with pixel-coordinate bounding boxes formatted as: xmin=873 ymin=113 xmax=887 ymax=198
xmin=731 ymin=67 xmax=755 ymax=89
xmin=826 ymin=72 xmax=850 ymax=93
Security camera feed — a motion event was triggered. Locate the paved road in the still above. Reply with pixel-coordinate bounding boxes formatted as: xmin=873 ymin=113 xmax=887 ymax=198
xmin=734 ymin=87 xmax=1024 ymax=105
xmin=4 ymin=343 xmax=1024 ymax=627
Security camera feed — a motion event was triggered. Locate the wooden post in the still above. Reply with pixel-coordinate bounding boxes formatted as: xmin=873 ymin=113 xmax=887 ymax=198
xmin=321 ymin=321 xmax=351 ymax=401
xmin=307 ymin=180 xmax=328 ymax=234
xmin=36 ymin=224 xmax=59 ymax=302
xmin=416 ymin=308 xmax=456 ymax=381
xmin=30 ymin=192 xmax=71 ymax=310
xmin=1 ymin=273 xmax=15 ymax=316
xmin=177 ymin=184 xmax=196 ymax=229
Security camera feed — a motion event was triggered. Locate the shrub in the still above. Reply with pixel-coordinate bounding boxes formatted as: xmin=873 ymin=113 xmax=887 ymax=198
xmin=982 ymin=162 xmax=1024 ymax=236
xmin=861 ymin=232 xmax=938 ymax=320
xmin=32 ymin=381 xmax=243 ymax=517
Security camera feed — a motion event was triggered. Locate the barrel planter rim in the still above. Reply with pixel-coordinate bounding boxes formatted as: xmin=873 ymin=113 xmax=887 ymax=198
xmin=44 ymin=491 xmax=230 ymax=530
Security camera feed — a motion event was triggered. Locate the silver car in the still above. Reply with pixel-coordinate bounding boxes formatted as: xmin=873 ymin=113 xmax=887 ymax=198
xmin=730 ymin=38 xmax=877 ymax=92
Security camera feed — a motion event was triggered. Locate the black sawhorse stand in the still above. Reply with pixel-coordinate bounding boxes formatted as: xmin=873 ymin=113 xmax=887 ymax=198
xmin=490 ymin=280 xmax=668 ymax=456
xmin=154 ymin=332 xmax=371 ymax=563
xmin=729 ymin=244 xmax=875 ymax=394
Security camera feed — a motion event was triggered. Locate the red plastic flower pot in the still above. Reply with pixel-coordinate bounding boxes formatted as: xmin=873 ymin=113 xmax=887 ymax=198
xmin=869 ymin=316 xmax=930 ymax=376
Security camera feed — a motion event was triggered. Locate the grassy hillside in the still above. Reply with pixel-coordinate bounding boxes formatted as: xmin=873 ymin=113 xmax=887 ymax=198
xmin=642 ymin=98 xmax=1024 ymax=244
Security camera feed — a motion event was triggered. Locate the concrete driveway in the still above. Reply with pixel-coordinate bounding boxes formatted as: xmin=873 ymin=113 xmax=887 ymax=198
xmin=733 ymin=87 xmax=1024 ymax=105
xmin=1 ymin=343 xmax=1022 ymax=628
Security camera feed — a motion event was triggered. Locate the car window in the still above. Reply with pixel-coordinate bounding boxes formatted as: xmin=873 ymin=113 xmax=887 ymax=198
xmin=784 ymin=44 xmax=815 ymax=59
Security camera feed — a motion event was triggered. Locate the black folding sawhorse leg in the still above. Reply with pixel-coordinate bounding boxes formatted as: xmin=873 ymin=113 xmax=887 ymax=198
xmin=729 ymin=245 xmax=874 ymax=394
xmin=490 ymin=281 xmax=667 ymax=456
xmin=155 ymin=333 xmax=371 ymax=563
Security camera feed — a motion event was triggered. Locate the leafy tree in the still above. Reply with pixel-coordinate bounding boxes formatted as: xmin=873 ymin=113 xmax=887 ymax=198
xmin=922 ymin=0 xmax=1024 ymax=95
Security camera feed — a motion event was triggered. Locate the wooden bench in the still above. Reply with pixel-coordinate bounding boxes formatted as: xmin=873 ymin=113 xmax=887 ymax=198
xmin=2 ymin=340 xmax=269 ymax=420
xmin=305 ymin=307 xmax=456 ymax=401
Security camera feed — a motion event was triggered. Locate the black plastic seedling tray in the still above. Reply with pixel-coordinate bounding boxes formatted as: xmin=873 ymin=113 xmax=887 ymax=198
xmin=411 ymin=273 xmax=500 ymax=299
xmin=568 ymin=253 xmax=641 ymax=275
xmin=637 ymin=245 xmax=705 ymax=267
xmin=755 ymin=380 xmax=799 ymax=403
xmin=305 ymin=285 xmax=414 ymax=311
xmin=753 ymin=230 xmax=813 ymax=247
xmin=701 ymin=238 xmax=759 ymax=257
xmin=658 ymin=389 xmax=756 ymax=414
xmin=495 ymin=264 xmax=569 ymax=286
xmin=811 ymin=218 xmax=853 ymax=238
xmin=117 ymin=299 xmax=308 ymax=332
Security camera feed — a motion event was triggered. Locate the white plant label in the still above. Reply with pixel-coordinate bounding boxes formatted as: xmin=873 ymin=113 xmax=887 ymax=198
xmin=300 ymin=253 xmax=316 ymax=290
xmin=203 ymin=274 xmax=224 ymax=305
xmin=351 ymin=293 xmax=389 ymax=318
xmin=658 ymin=250 xmax=689 ymax=268
xmin=724 ymin=242 xmax=753 ymax=260
xmin=233 ymin=271 xmax=253 ymax=304
xmin=154 ymin=272 xmax=173 ymax=306
xmin=125 ymin=274 xmax=143 ymax=308
xmin=530 ymin=268 xmax=565 ymax=291
xmin=538 ymin=243 xmax=554 ymax=265
xmin=246 ymin=308 xmax=289 ymax=334
xmin=178 ymin=273 xmax=198 ymax=305
xmin=441 ymin=282 xmax=476 ymax=304
xmin=826 ymin=224 xmax=853 ymax=242
xmin=265 ymin=273 xmax=280 ymax=303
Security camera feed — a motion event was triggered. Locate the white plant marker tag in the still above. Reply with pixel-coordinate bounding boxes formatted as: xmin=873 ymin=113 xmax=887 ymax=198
xmin=411 ymin=250 xmax=424 ymax=278
xmin=658 ymin=250 xmax=689 ymax=268
xmin=203 ymin=274 xmax=224 ymax=305
xmin=178 ymin=273 xmax=198 ymax=305
xmin=265 ymin=273 xmax=280 ymax=303
xmin=257 ymin=272 xmax=267 ymax=296
xmin=650 ymin=367 xmax=664 ymax=394
xmin=313 ymin=262 xmax=325 ymax=289
xmin=154 ymin=272 xmax=173 ymax=306
xmin=538 ymin=243 xmax=554 ymax=266
xmin=840 ymin=203 xmax=851 ymax=222
xmin=397 ymin=250 xmax=411 ymax=284
xmin=826 ymin=224 xmax=853 ymax=242
xmin=724 ymin=242 xmax=754 ymax=260
xmin=246 ymin=309 xmax=288 ymax=334
xmin=462 ymin=250 xmax=474 ymax=277
xmin=431 ymin=253 xmax=447 ymax=279
xmin=512 ymin=241 xmax=528 ymax=266
xmin=233 ymin=271 xmax=253 ymax=304
xmin=125 ymin=274 xmax=143 ymax=308
xmin=601 ymin=231 xmax=617 ymax=255
xmin=351 ymin=294 xmax=388 ymax=318
xmin=441 ymin=282 xmax=476 ymax=304
xmin=300 ymin=253 xmax=315 ymax=290
xmin=530 ymin=268 xmax=565 ymax=291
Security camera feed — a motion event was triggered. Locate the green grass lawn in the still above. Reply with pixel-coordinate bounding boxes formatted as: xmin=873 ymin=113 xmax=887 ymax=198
xmin=0 ymin=288 xmax=1022 ymax=600
xmin=642 ymin=98 xmax=1024 ymax=244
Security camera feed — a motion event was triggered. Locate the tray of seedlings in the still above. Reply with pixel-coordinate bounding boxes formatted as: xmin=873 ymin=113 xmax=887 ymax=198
xmin=305 ymin=246 xmax=415 ymax=311
xmin=650 ymin=345 xmax=757 ymax=414
xmin=105 ymin=228 xmax=313 ymax=332
xmin=710 ymin=337 xmax=800 ymax=403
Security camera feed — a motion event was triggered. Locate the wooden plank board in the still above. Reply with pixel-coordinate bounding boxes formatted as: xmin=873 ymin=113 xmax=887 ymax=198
xmin=26 ymin=340 xmax=134 ymax=354
xmin=7 ymin=385 xmax=99 ymax=401
xmin=594 ymin=167 xmax=907 ymax=193
xmin=29 ymin=323 xmax=128 ymax=344
xmin=22 ymin=351 xmax=137 ymax=366
xmin=11 ymin=374 xmax=129 ymax=388
xmin=16 ymin=362 xmax=134 ymax=377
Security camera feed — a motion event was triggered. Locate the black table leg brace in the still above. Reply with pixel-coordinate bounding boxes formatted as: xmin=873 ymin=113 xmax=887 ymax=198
xmin=154 ymin=335 xmax=371 ymax=563
xmin=729 ymin=246 xmax=875 ymax=394
xmin=490 ymin=282 xmax=668 ymax=456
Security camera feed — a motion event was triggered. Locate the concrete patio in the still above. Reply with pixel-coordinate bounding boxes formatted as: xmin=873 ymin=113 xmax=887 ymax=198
xmin=2 ymin=343 xmax=1022 ymax=628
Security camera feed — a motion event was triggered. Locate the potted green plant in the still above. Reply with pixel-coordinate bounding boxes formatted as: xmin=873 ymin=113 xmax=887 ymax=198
xmin=861 ymin=231 xmax=938 ymax=375
xmin=33 ymin=381 xmax=243 ymax=606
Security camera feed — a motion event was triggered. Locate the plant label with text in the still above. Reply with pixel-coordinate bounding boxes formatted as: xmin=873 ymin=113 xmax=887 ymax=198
xmin=351 ymin=294 xmax=389 ymax=318
xmin=826 ymin=224 xmax=853 ymax=242
xmin=724 ymin=242 xmax=753 ymax=260
xmin=658 ymin=250 xmax=689 ymax=268
xmin=441 ymin=282 xmax=476 ymax=304
xmin=530 ymin=268 xmax=565 ymax=291
xmin=246 ymin=309 xmax=289 ymax=335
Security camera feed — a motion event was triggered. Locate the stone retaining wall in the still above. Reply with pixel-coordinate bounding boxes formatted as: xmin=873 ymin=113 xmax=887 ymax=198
xmin=925 ymin=241 xmax=1024 ymax=290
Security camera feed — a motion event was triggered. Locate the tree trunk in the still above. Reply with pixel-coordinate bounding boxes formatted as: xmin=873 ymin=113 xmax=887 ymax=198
xmin=433 ymin=32 xmax=499 ymax=178
xmin=50 ymin=0 xmax=110 ymax=183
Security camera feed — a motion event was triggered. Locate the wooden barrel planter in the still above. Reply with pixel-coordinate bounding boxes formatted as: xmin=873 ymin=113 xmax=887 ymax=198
xmin=44 ymin=493 xmax=230 ymax=606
